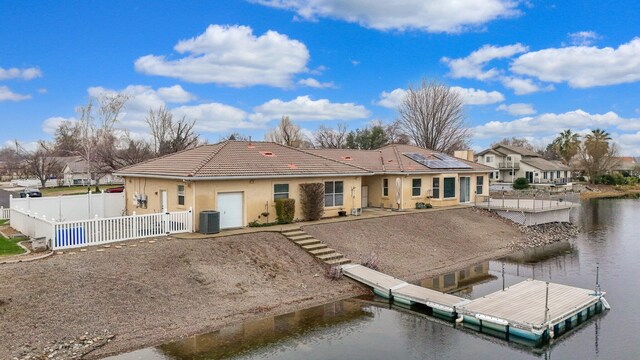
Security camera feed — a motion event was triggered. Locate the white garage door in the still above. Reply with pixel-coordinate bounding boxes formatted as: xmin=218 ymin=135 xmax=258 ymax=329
xmin=217 ymin=192 xmax=244 ymax=229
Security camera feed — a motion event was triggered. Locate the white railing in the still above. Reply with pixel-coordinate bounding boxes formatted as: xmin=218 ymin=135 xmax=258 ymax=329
xmin=475 ymin=192 xmax=580 ymax=211
xmin=1 ymin=206 xmax=10 ymax=220
xmin=52 ymin=209 xmax=193 ymax=250
xmin=10 ymin=207 xmax=192 ymax=250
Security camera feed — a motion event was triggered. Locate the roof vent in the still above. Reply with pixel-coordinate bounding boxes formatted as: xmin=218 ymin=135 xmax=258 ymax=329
xmin=287 ymin=164 xmax=298 ymax=169
xmin=260 ymin=151 xmax=275 ymax=157
xmin=387 ymin=159 xmax=394 ymax=163
xmin=341 ymin=156 xmax=353 ymax=161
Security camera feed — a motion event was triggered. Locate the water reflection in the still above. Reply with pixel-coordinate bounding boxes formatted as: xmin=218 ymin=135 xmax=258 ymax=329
xmin=416 ymin=261 xmax=495 ymax=294
xmin=157 ymin=301 xmax=372 ymax=359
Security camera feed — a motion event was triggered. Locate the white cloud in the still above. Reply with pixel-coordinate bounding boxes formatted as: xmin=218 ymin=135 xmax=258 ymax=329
xmin=135 ymin=24 xmax=310 ymax=88
xmin=255 ymin=0 xmax=520 ymax=33
xmin=376 ymin=86 xmax=503 ymax=108
xmin=0 ymin=67 xmax=42 ymax=80
xmin=511 ymin=38 xmax=640 ymax=88
xmin=567 ymin=31 xmax=600 ymax=46
xmin=376 ymin=88 xmax=407 ymax=109
xmin=87 ymin=85 xmax=195 ymax=128
xmin=473 ymin=109 xmax=628 ymax=140
xmin=442 ymin=43 xmax=528 ymax=80
xmin=450 ymin=86 xmax=504 ymax=105
xmin=0 ymin=86 xmax=31 ymax=101
xmin=250 ymin=95 xmax=370 ymax=122
xmin=500 ymin=76 xmax=552 ymax=95
xmin=617 ymin=132 xmax=640 ymax=156
xmin=42 ymin=117 xmax=76 ymax=135
xmin=496 ymin=103 xmax=536 ymax=116
xmin=172 ymin=103 xmax=257 ymax=133
xmin=297 ymin=77 xmax=336 ymax=88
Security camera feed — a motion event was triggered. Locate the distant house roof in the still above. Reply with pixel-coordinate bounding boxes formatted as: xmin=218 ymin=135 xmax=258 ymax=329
xmin=308 ymin=144 xmax=493 ymax=174
xmin=115 ymin=141 xmax=371 ymax=179
xmin=612 ymin=156 xmax=638 ymax=171
xmin=520 ymin=158 xmax=570 ymax=171
xmin=477 ymin=144 xmax=540 ymax=158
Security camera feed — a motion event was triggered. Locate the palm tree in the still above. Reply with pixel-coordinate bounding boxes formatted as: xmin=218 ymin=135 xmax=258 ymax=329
xmin=584 ymin=129 xmax=611 ymax=159
xmin=553 ymin=129 xmax=581 ymax=164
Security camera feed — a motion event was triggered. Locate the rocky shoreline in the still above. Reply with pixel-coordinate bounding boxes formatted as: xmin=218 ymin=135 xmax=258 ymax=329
xmin=12 ymin=331 xmax=115 ymax=360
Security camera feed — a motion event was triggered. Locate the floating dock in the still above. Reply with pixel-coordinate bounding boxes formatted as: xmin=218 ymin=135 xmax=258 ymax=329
xmin=341 ymin=264 xmax=608 ymax=344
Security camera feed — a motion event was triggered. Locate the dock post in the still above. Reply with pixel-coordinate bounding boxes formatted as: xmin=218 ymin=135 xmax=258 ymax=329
xmin=544 ymin=282 xmax=550 ymax=325
xmin=502 ymin=262 xmax=505 ymax=291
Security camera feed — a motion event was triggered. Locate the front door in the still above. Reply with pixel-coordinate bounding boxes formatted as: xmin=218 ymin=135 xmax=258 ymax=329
xmin=160 ymin=190 xmax=168 ymax=212
xmin=217 ymin=192 xmax=244 ymax=229
xmin=361 ymin=186 xmax=368 ymax=208
xmin=525 ymin=171 xmax=534 ymax=183
xmin=459 ymin=177 xmax=471 ymax=203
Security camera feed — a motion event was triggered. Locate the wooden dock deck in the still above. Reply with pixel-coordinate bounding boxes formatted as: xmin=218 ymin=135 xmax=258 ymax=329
xmin=456 ymin=279 xmax=602 ymax=339
xmin=341 ymin=265 xmax=608 ymax=344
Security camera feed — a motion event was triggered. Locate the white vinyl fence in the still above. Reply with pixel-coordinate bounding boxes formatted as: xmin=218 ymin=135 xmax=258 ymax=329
xmin=11 ymin=207 xmax=193 ymax=250
xmin=1 ymin=206 xmax=9 ymax=220
xmin=11 ymin=192 xmax=125 ymax=222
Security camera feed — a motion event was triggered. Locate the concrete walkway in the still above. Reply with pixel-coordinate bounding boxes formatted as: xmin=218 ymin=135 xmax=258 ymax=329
xmin=173 ymin=205 xmax=470 ymax=240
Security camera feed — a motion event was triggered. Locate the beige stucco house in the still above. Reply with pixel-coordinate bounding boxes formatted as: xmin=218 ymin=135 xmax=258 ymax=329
xmin=115 ymin=141 xmax=492 ymax=231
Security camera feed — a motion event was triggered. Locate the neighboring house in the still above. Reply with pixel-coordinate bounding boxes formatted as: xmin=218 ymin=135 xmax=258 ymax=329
xmin=60 ymin=156 xmax=121 ymax=186
xmin=115 ymin=141 xmax=492 ymax=231
xmin=611 ymin=157 xmax=638 ymax=176
xmin=475 ymin=144 xmax=570 ymax=185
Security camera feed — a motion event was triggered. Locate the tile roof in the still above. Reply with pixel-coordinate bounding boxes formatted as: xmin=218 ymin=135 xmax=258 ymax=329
xmin=492 ymin=144 xmax=541 ymax=157
xmin=115 ymin=141 xmax=371 ymax=178
xmin=520 ymin=157 xmax=570 ymax=171
xmin=308 ymin=144 xmax=493 ymax=173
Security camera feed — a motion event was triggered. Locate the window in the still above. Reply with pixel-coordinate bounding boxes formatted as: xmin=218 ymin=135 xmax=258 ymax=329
xmin=382 ymin=178 xmax=389 ymax=197
xmin=557 ymin=171 xmax=561 ymax=178
xmin=476 ymin=176 xmax=484 ymax=195
xmin=432 ymin=178 xmax=440 ymax=198
xmin=412 ymin=178 xmax=421 ymax=197
xmin=506 ymin=156 xmax=512 ymax=162
xmin=564 ymin=171 xmax=568 ymax=178
xmin=324 ymin=181 xmax=343 ymax=207
xmin=485 ymin=155 xmax=493 ymax=163
xmin=177 ymin=185 xmax=185 ymax=206
xmin=543 ymin=171 xmax=548 ymax=180
xmin=443 ymin=178 xmax=456 ymax=199
xmin=490 ymin=172 xmax=494 ymax=179
xmin=274 ymin=184 xmax=289 ymax=201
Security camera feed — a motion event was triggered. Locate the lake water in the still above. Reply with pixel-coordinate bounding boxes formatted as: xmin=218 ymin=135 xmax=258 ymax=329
xmin=108 ymin=197 xmax=640 ymax=360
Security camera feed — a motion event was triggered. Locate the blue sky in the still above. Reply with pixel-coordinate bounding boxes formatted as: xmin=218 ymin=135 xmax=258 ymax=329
xmin=1 ymin=0 xmax=639 ymax=155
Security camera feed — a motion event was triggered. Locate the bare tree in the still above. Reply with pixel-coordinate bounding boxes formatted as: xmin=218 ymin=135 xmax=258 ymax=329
xmin=76 ymin=93 xmax=129 ymax=185
xmin=313 ymin=123 xmax=348 ymax=149
xmin=491 ymin=137 xmax=535 ymax=151
xmin=385 ymin=120 xmax=411 ymax=145
xmin=53 ymin=121 xmax=82 ymax=156
xmin=398 ymin=80 xmax=470 ymax=153
xmin=145 ymin=106 xmax=199 ymax=155
xmin=265 ymin=116 xmax=305 ymax=147
xmin=20 ymin=141 xmax=63 ymax=188
xmin=0 ymin=145 xmax=25 ymax=178
xmin=96 ymin=132 xmax=154 ymax=171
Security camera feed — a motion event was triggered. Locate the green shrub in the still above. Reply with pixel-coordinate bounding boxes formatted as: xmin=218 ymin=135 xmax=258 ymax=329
xmin=577 ymin=176 xmax=586 ymax=182
xmin=275 ymin=198 xmax=295 ymax=224
xmin=513 ymin=177 xmax=529 ymax=190
xmin=595 ymin=173 xmax=626 ymax=185
xmin=299 ymin=183 xmax=324 ymax=221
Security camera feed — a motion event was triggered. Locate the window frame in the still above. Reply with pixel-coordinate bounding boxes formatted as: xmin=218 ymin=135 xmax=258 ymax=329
xmin=382 ymin=178 xmax=389 ymax=197
xmin=273 ymin=183 xmax=289 ymax=201
xmin=411 ymin=178 xmax=422 ymax=197
xmin=485 ymin=155 xmax=493 ymax=163
xmin=432 ymin=178 xmax=440 ymax=199
xmin=177 ymin=184 xmax=185 ymax=206
xmin=443 ymin=177 xmax=456 ymax=199
xmin=476 ymin=176 xmax=484 ymax=195
xmin=324 ymin=180 xmax=344 ymax=207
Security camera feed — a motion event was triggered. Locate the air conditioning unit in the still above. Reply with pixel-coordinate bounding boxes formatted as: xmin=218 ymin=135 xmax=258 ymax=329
xmin=199 ymin=210 xmax=220 ymax=234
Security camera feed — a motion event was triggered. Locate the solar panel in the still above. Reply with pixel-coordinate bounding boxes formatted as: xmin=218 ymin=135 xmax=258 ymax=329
xmin=403 ymin=152 xmax=472 ymax=169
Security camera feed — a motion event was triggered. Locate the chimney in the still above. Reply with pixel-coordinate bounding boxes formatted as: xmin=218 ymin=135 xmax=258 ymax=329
xmin=454 ymin=150 xmax=475 ymax=162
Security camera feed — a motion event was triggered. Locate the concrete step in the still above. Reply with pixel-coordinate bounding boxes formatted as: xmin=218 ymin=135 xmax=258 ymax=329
xmin=282 ymin=230 xmax=306 ymax=237
xmin=294 ymin=238 xmax=321 ymax=246
xmin=288 ymin=234 xmax=314 ymax=241
xmin=317 ymin=252 xmax=343 ymax=261
xmin=309 ymin=247 xmax=335 ymax=256
xmin=302 ymin=243 xmax=327 ymax=251
xmin=325 ymin=258 xmax=351 ymax=266
xmin=281 ymin=228 xmax=301 ymax=234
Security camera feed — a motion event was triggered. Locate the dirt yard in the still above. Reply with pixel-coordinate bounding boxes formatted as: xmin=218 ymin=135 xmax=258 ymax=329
xmin=304 ymin=208 xmax=528 ymax=281
xmin=1 ymin=208 xmax=529 ymax=359
xmin=0 ymin=233 xmax=364 ymax=359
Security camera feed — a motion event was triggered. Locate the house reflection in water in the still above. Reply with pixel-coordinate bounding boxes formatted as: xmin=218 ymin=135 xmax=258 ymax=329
xmin=157 ymin=300 xmax=372 ymax=359
xmin=417 ymin=262 xmax=496 ymax=294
